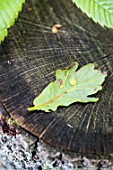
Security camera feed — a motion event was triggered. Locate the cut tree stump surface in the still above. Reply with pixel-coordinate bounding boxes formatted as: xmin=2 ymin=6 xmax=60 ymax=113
xmin=0 ymin=0 xmax=113 ymax=157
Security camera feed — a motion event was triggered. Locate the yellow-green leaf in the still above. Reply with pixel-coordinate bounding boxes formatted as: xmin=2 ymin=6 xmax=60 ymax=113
xmin=28 ymin=62 xmax=107 ymax=112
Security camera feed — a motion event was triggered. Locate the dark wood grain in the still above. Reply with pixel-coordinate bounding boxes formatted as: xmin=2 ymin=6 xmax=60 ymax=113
xmin=0 ymin=0 xmax=113 ymax=157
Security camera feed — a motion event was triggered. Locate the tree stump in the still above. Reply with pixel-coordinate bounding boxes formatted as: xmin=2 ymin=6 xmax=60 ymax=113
xmin=0 ymin=0 xmax=113 ymax=157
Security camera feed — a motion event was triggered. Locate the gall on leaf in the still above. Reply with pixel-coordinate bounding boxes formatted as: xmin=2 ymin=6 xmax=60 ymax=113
xmin=57 ymin=79 xmax=63 ymax=86
xmin=57 ymin=79 xmax=64 ymax=89
xmin=70 ymin=78 xmax=76 ymax=86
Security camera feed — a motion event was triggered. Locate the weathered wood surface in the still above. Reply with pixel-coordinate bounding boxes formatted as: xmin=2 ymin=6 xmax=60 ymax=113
xmin=0 ymin=0 xmax=113 ymax=157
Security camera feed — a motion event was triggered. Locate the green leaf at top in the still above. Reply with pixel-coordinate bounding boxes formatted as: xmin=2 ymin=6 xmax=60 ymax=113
xmin=28 ymin=62 xmax=107 ymax=112
xmin=0 ymin=0 xmax=25 ymax=43
xmin=72 ymin=0 xmax=113 ymax=28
